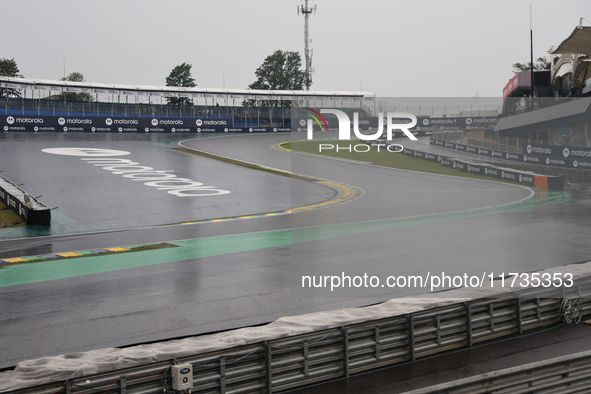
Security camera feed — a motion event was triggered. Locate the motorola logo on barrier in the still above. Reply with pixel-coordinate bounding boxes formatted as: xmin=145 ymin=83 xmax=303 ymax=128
xmin=304 ymin=109 xmax=417 ymax=154
xmin=565 ymin=148 xmax=591 ymax=158
xmin=526 ymin=144 xmax=551 ymax=155
xmin=196 ymin=119 xmax=229 ymax=126
xmin=4 ymin=116 xmax=44 ymax=125
xmin=42 ymin=147 xmax=231 ymax=197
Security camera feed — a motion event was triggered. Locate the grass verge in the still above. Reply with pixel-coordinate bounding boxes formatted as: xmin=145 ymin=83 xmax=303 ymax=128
xmin=0 ymin=202 xmax=25 ymax=228
xmin=285 ymin=140 xmax=519 ymax=184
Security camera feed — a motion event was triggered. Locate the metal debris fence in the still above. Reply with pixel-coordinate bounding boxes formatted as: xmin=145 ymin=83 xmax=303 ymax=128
xmin=5 ymin=279 xmax=591 ymax=394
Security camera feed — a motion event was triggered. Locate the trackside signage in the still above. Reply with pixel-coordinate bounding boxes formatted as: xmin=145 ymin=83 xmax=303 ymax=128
xmin=430 ymin=138 xmax=591 ymax=170
xmin=524 ymin=143 xmax=591 ymax=159
xmin=420 ymin=116 xmax=498 ymax=129
xmin=0 ymin=115 xmax=282 ymax=133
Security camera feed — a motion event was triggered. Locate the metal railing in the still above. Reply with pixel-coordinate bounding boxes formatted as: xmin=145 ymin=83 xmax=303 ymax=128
xmin=4 ymin=279 xmax=591 ymax=394
xmin=433 ymin=129 xmax=589 ymax=155
xmin=404 ymin=348 xmax=591 ymax=393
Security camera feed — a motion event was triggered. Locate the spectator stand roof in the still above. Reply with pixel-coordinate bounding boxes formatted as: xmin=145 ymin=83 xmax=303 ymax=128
xmin=0 ymin=76 xmax=375 ymax=101
xmin=552 ymin=25 xmax=591 ymax=57
xmin=495 ymin=97 xmax=591 ymax=136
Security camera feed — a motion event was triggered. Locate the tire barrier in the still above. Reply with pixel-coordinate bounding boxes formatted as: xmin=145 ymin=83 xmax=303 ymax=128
xmin=0 ymin=176 xmax=50 ymax=226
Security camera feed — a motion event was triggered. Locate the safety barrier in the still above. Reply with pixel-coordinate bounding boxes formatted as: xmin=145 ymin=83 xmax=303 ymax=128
xmin=404 ymin=348 xmax=591 ymax=393
xmin=360 ymin=139 xmax=563 ymax=190
xmin=0 ymin=176 xmax=50 ymax=226
xmin=4 ymin=276 xmax=590 ymax=394
xmin=430 ymin=138 xmax=591 ymax=173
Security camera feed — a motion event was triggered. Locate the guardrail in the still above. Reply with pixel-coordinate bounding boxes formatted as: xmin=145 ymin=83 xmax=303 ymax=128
xmin=360 ymin=139 xmax=563 ymax=190
xmin=429 ymin=137 xmax=591 ymax=181
xmin=0 ymin=176 xmax=50 ymax=226
xmin=4 ymin=277 xmax=590 ymax=394
xmin=404 ymin=348 xmax=591 ymax=393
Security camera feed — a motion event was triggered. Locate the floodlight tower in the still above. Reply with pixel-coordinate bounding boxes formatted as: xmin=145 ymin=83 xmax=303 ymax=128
xmin=298 ymin=0 xmax=316 ymax=91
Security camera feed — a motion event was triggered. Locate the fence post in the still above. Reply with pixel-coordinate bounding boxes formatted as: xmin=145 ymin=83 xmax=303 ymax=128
xmin=375 ymin=326 xmax=381 ymax=361
xmin=466 ymin=303 xmax=473 ymax=347
xmin=120 ymin=376 xmax=127 ymax=394
xmin=436 ymin=315 xmax=441 ymax=346
xmin=342 ymin=327 xmax=349 ymax=377
xmin=408 ymin=314 xmax=415 ymax=361
xmin=265 ymin=341 xmax=272 ymax=394
xmin=490 ymin=303 xmax=495 ymax=333
xmin=516 ymin=297 xmax=523 ymax=335
xmin=304 ymin=341 xmax=309 ymax=377
xmin=220 ymin=357 xmax=226 ymax=394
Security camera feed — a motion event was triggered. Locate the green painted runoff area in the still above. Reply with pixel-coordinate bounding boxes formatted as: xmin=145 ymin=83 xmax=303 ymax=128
xmin=0 ymin=189 xmax=571 ymax=288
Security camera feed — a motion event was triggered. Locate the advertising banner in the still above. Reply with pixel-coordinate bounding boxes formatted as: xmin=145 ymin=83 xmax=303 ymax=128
xmin=440 ymin=157 xmax=453 ymax=167
xmin=429 ymin=139 xmax=591 ymax=172
xmin=466 ymin=163 xmax=484 ymax=175
xmin=490 ymin=150 xmax=505 ymax=159
xmin=420 ymin=116 xmax=498 ymax=129
xmin=455 ymin=143 xmax=467 ymax=152
xmin=483 ymin=166 xmax=502 ymax=179
xmin=451 ymin=160 xmax=467 ymax=172
xmin=423 ymin=152 xmax=439 ymax=162
xmin=0 ymin=115 xmax=297 ymax=134
xmin=524 ymin=143 xmax=591 ymax=160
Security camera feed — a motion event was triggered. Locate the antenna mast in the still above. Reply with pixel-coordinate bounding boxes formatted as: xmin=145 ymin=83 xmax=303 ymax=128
xmin=298 ymin=0 xmax=316 ymax=90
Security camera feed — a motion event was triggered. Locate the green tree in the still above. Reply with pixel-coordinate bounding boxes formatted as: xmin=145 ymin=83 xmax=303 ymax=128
xmin=248 ymin=50 xmax=308 ymax=107
xmin=0 ymin=58 xmax=24 ymax=98
xmin=60 ymin=71 xmax=94 ymax=102
xmin=512 ymin=46 xmax=554 ymax=74
xmin=165 ymin=63 xmax=196 ymax=105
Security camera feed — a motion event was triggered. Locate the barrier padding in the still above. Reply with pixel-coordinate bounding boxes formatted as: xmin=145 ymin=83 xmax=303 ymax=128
xmin=535 ymin=175 xmax=549 ymax=189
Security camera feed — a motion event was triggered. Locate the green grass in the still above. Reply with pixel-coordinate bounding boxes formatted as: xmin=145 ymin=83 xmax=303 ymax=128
xmin=0 ymin=202 xmax=25 ymax=228
xmin=285 ymin=140 xmax=517 ymax=184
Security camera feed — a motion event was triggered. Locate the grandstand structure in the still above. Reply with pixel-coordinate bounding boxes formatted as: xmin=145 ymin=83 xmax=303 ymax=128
xmin=0 ymin=76 xmax=375 ymax=130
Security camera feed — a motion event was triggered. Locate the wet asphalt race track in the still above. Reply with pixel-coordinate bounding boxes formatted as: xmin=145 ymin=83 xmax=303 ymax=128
xmin=1 ymin=132 xmax=591 ymax=370
xmin=0 ymin=133 xmax=332 ymax=236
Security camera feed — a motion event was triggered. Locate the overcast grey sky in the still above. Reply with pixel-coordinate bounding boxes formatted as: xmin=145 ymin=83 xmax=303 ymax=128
xmin=2 ymin=0 xmax=588 ymax=97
